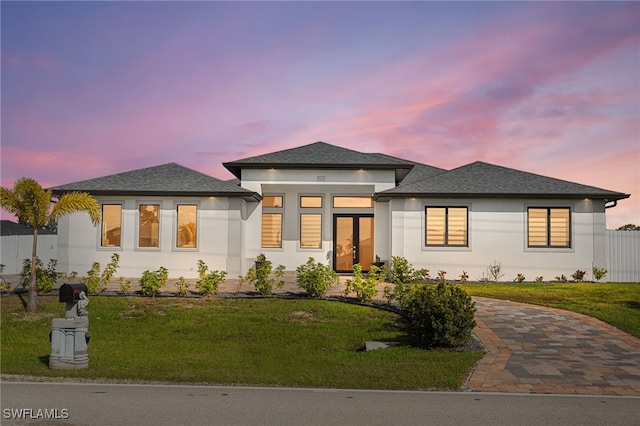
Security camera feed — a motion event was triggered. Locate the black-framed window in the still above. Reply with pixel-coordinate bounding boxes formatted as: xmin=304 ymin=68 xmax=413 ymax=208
xmin=528 ymin=207 xmax=570 ymax=247
xmin=425 ymin=207 xmax=468 ymax=246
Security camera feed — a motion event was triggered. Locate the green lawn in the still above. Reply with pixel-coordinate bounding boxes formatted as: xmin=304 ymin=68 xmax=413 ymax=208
xmin=1 ymin=296 xmax=482 ymax=390
xmin=463 ymin=282 xmax=640 ymax=338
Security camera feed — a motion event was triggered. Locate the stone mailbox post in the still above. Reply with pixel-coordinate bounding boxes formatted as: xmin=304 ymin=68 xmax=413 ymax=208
xmin=49 ymin=283 xmax=90 ymax=369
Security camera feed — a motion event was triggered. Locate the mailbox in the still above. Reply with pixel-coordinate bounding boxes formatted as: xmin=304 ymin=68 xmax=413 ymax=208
xmin=59 ymin=283 xmax=88 ymax=303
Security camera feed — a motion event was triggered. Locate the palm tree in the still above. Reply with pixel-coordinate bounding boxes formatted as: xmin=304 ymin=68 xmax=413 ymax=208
xmin=1 ymin=178 xmax=101 ymax=312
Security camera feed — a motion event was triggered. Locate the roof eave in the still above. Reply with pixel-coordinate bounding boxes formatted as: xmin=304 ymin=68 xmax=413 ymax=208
xmin=373 ymin=192 xmax=631 ymax=201
xmin=51 ymin=189 xmax=262 ymax=201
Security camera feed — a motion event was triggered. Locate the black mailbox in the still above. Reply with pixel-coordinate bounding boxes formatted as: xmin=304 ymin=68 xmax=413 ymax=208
xmin=59 ymin=283 xmax=88 ymax=303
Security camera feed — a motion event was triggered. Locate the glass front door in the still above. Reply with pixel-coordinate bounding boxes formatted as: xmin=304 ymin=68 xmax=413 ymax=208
xmin=334 ymin=215 xmax=374 ymax=272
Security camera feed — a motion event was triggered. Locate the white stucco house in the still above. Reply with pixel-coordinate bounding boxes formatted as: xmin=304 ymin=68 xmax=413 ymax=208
xmin=50 ymin=142 xmax=630 ymax=281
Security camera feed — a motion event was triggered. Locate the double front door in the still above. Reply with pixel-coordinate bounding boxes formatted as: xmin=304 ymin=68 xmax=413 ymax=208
xmin=333 ymin=214 xmax=374 ymax=272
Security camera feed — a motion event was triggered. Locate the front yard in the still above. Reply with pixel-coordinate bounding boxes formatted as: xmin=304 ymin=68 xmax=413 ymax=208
xmin=0 ymin=296 xmax=482 ymax=390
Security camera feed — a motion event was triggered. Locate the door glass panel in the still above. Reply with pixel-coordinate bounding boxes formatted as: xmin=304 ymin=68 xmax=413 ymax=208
xmin=359 ymin=217 xmax=374 ymax=271
xmin=336 ymin=217 xmax=354 ymax=271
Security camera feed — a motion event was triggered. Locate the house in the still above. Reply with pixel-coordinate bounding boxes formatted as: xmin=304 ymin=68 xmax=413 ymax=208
xmin=50 ymin=141 xmax=630 ymax=281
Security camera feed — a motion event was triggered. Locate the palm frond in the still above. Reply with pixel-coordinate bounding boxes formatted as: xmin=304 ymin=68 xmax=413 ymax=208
xmin=50 ymin=192 xmax=101 ymax=225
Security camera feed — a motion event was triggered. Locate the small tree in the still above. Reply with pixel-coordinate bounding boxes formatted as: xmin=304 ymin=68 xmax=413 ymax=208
xmin=1 ymin=178 xmax=100 ymax=311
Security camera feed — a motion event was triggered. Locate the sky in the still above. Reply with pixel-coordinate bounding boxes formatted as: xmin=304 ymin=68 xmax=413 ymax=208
xmin=1 ymin=1 xmax=639 ymax=229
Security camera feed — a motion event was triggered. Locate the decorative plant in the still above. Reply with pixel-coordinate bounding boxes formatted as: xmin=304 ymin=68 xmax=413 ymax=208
xmin=459 ymin=271 xmax=468 ymax=283
xmin=592 ymin=267 xmax=607 ymax=282
xmin=295 ymin=257 xmax=339 ymax=298
xmin=240 ymin=254 xmax=285 ymax=296
xmin=195 ymin=260 xmax=226 ymax=296
xmin=0 ymin=264 xmax=11 ymax=293
xmin=555 ymin=274 xmax=568 ymax=283
xmin=403 ymin=282 xmax=476 ymax=348
xmin=81 ymin=253 xmax=120 ymax=294
xmin=437 ymin=270 xmax=447 ymax=284
xmin=571 ymin=269 xmax=587 ymax=282
xmin=487 ymin=261 xmax=504 ymax=282
xmin=390 ymin=256 xmax=428 ymax=284
xmin=343 ymin=263 xmax=386 ymax=303
xmin=19 ymin=257 xmax=58 ymax=294
xmin=535 ymin=276 xmax=544 ymax=283
xmin=175 ymin=276 xmax=190 ymax=296
xmin=139 ymin=266 xmax=169 ymax=297
xmin=119 ymin=276 xmax=132 ymax=295
xmin=514 ymin=273 xmax=525 ymax=283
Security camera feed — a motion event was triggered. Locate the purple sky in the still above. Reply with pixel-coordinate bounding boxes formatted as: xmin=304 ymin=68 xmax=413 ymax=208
xmin=2 ymin=1 xmax=638 ymax=228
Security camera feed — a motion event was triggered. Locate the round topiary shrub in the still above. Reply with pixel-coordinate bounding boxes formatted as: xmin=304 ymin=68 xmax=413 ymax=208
xmin=404 ymin=282 xmax=476 ymax=348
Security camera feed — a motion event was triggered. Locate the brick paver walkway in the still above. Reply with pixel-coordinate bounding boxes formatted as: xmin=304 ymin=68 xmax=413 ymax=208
xmin=467 ymin=297 xmax=640 ymax=395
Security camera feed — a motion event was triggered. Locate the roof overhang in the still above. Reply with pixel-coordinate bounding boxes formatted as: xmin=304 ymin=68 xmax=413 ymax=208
xmin=51 ymin=189 xmax=262 ymax=202
xmin=373 ymin=192 xmax=631 ymax=202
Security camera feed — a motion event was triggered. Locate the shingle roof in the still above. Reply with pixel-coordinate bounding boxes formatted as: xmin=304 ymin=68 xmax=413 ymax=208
xmin=50 ymin=163 xmax=261 ymax=200
xmin=375 ymin=161 xmax=630 ymax=201
xmin=223 ymin=141 xmax=415 ymax=180
xmin=1 ymin=220 xmax=57 ymax=236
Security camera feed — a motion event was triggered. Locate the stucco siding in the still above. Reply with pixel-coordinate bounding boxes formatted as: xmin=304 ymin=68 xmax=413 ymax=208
xmin=56 ymin=196 xmax=240 ymax=279
xmin=392 ymin=198 xmax=602 ymax=281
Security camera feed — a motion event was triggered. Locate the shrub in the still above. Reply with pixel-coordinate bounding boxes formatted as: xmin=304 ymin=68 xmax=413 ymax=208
xmin=82 ymin=262 xmax=102 ymax=294
xmin=119 ymin=276 xmax=132 ymax=295
xmin=175 ymin=276 xmax=190 ymax=296
xmin=459 ymin=271 xmax=468 ymax=283
xmin=295 ymin=257 xmax=339 ymax=298
xmin=343 ymin=264 xmax=385 ymax=303
xmin=81 ymin=253 xmax=120 ymax=294
xmin=487 ymin=261 xmax=504 ymax=282
xmin=535 ymin=276 xmax=544 ymax=283
xmin=20 ymin=257 xmax=58 ymax=294
xmin=139 ymin=267 xmax=169 ymax=297
xmin=514 ymin=273 xmax=525 ymax=283
xmin=437 ymin=270 xmax=447 ymax=284
xmin=240 ymin=255 xmax=285 ymax=295
xmin=592 ymin=267 xmax=607 ymax=282
xmin=571 ymin=269 xmax=587 ymax=282
xmin=390 ymin=256 xmax=428 ymax=284
xmin=555 ymin=274 xmax=568 ymax=283
xmin=195 ymin=260 xmax=226 ymax=296
xmin=403 ymin=282 xmax=476 ymax=348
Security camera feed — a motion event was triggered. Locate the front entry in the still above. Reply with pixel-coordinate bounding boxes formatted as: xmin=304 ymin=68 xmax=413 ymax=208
xmin=333 ymin=215 xmax=374 ymax=272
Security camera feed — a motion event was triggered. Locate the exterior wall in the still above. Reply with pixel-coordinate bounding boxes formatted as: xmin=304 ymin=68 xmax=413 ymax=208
xmin=0 ymin=234 xmax=58 ymax=274
xmin=389 ymin=197 xmax=605 ymax=282
xmin=56 ymin=196 xmax=241 ymax=279
xmin=239 ymin=168 xmax=395 ymax=271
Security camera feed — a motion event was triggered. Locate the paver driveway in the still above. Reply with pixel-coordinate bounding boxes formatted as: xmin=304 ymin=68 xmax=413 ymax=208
xmin=467 ymin=297 xmax=640 ymax=395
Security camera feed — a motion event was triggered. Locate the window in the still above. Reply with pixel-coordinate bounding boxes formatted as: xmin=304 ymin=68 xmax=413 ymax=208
xmin=139 ymin=204 xmax=160 ymax=248
xmin=528 ymin=208 xmax=570 ymax=247
xmin=101 ymin=204 xmax=122 ymax=247
xmin=263 ymin=196 xmax=283 ymax=208
xmin=262 ymin=213 xmax=282 ymax=248
xmin=300 ymin=214 xmax=322 ymax=249
xmin=262 ymin=195 xmax=283 ymax=248
xmin=177 ymin=205 xmax=197 ymax=248
xmin=301 ymin=196 xmax=322 ymax=208
xmin=425 ymin=207 xmax=468 ymax=246
xmin=333 ymin=196 xmax=374 ymax=208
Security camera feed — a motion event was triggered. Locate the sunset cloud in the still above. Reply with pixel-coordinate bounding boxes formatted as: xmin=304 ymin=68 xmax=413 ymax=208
xmin=1 ymin=2 xmax=638 ymax=227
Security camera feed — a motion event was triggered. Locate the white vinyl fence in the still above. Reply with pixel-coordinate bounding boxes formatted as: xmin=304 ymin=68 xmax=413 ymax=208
xmin=606 ymin=230 xmax=640 ymax=283
xmin=0 ymin=235 xmax=58 ymax=275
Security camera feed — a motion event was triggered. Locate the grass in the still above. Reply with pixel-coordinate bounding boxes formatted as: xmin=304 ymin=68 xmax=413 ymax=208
xmin=462 ymin=282 xmax=640 ymax=338
xmin=1 ymin=296 xmax=482 ymax=390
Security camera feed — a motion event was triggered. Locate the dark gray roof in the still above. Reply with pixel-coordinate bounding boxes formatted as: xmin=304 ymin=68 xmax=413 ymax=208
xmin=223 ymin=141 xmax=415 ymax=181
xmin=375 ymin=161 xmax=630 ymax=201
xmin=50 ymin=163 xmax=261 ymax=200
xmin=1 ymin=220 xmax=56 ymax=236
